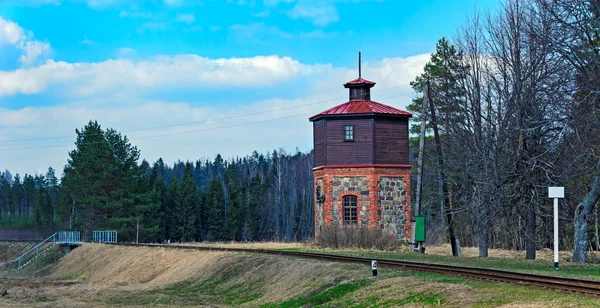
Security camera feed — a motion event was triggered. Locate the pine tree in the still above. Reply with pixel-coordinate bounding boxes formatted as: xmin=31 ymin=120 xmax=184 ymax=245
xmin=143 ymin=172 xmax=165 ymax=243
xmin=177 ymin=163 xmax=198 ymax=242
xmin=23 ymin=175 xmax=36 ymax=215
xmin=245 ymin=175 xmax=265 ymax=240
xmin=45 ymin=167 xmax=59 ymax=223
xmin=0 ymin=176 xmax=10 ymax=219
xmin=206 ymin=178 xmax=225 ymax=240
xmin=226 ymin=165 xmax=243 ymax=241
xmin=11 ymin=174 xmax=23 ymax=216
xmin=196 ymin=190 xmax=207 ymax=241
xmin=60 ymin=121 xmax=144 ymax=241
xmin=164 ymin=177 xmax=180 ymax=242
xmin=407 ymin=37 xmax=468 ymax=134
xmin=33 ymin=187 xmax=44 ymax=228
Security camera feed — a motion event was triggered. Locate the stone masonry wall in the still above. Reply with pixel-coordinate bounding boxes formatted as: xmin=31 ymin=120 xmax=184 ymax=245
xmin=330 ymin=176 xmax=369 ymax=226
xmin=315 ymin=178 xmax=324 ymax=232
xmin=313 ymin=166 xmax=411 ymax=239
xmin=379 ymin=177 xmax=410 ymax=239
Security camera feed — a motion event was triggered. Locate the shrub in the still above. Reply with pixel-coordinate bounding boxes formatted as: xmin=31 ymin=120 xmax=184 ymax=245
xmin=313 ymin=225 xmax=400 ymax=251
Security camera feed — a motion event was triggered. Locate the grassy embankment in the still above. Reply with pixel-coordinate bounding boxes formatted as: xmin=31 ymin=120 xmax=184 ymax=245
xmin=1 ymin=243 xmax=599 ymax=307
xmin=170 ymin=241 xmax=600 ymax=280
xmin=279 ymin=244 xmax=600 ymax=282
xmin=0 ymin=242 xmax=36 ymax=263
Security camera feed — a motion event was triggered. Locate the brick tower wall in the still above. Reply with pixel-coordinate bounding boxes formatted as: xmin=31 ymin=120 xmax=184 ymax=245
xmin=313 ymin=166 xmax=411 ymax=240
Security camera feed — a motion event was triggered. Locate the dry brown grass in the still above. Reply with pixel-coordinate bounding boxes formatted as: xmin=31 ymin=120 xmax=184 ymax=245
xmin=0 ymin=242 xmax=35 ymax=263
xmin=50 ymin=243 xmax=231 ymax=289
xmin=1 ymin=243 xmax=597 ymax=307
xmin=314 ymin=225 xmax=401 ymax=251
xmin=423 ymin=244 xmax=600 ymax=262
xmin=343 ymin=276 xmax=475 ymax=307
xmin=0 ymin=243 xmax=369 ymax=307
xmin=176 ymin=241 xmax=313 ymax=250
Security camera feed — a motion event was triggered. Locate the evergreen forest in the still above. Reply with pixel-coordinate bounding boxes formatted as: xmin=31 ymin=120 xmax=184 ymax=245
xmin=0 ymin=121 xmax=314 ymax=243
xmin=1 ymin=0 xmax=599 ymax=263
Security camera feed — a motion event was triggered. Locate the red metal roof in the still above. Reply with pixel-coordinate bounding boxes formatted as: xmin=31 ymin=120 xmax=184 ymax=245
xmin=310 ymin=100 xmax=412 ymax=121
xmin=344 ymin=77 xmax=376 ymax=87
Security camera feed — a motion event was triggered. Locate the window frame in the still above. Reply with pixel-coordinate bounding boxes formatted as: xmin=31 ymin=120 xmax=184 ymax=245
xmin=342 ymin=195 xmax=358 ymax=225
xmin=344 ymin=125 xmax=354 ymax=142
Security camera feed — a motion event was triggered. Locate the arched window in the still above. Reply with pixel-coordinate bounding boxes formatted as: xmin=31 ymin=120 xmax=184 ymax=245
xmin=343 ymin=195 xmax=357 ymax=224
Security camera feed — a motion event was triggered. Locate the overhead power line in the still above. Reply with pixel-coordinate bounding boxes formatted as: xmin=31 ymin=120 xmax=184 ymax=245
xmin=0 ymin=91 xmax=415 ymax=152
xmin=0 ymin=83 xmax=413 ymax=144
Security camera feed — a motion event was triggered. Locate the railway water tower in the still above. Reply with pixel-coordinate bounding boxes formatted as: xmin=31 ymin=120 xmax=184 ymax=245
xmin=310 ymin=56 xmax=412 ymax=240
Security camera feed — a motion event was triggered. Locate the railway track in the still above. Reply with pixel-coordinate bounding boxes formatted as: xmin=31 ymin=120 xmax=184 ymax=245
xmin=110 ymin=243 xmax=600 ymax=296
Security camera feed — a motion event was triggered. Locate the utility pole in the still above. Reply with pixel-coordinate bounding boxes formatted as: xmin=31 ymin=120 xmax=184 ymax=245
xmin=427 ymin=79 xmax=460 ymax=257
xmin=411 ymin=80 xmax=429 ymax=253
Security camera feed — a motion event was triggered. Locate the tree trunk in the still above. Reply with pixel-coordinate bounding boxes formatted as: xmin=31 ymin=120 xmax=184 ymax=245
xmin=525 ymin=198 xmax=536 ymax=260
xmin=478 ymin=202 xmax=489 ymax=257
xmin=573 ymin=176 xmax=600 ymax=263
xmin=595 ymin=206 xmax=599 ymax=251
xmin=427 ymin=79 xmax=459 ymax=257
xmin=478 ymin=228 xmax=489 ymax=257
xmin=412 ymin=80 xmax=429 ymax=252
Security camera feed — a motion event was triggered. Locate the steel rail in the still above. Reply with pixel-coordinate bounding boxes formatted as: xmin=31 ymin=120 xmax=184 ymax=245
xmin=108 ymin=243 xmax=600 ymax=296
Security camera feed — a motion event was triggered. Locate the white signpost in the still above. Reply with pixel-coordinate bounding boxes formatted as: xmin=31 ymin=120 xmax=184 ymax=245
xmin=548 ymin=187 xmax=564 ymax=271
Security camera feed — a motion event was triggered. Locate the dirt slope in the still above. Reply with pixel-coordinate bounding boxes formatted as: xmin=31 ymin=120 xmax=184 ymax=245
xmin=47 ymin=243 xmax=369 ymax=305
xmin=0 ymin=242 xmax=35 ymax=263
xmin=1 ymin=244 xmax=597 ymax=307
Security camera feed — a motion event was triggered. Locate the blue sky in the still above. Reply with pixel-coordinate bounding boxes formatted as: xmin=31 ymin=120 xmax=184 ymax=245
xmin=0 ymin=0 xmax=499 ymax=175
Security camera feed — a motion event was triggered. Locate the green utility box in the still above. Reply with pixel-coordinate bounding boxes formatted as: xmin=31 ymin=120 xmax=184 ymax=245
xmin=415 ymin=216 xmax=426 ymax=242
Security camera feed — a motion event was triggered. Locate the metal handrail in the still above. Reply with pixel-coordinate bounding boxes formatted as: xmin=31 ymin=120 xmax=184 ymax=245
xmin=58 ymin=231 xmax=81 ymax=244
xmin=93 ymin=230 xmax=117 ymax=243
xmin=13 ymin=232 xmax=57 ymax=269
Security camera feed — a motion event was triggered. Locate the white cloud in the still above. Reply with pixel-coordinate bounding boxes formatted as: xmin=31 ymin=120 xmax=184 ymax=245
xmin=0 ymin=18 xmax=24 ymax=44
xmin=174 ymin=13 xmax=196 ymax=24
xmin=209 ymin=26 xmax=221 ymax=32
xmin=0 ymin=53 xmax=428 ymax=175
xmin=0 ymin=55 xmax=325 ymax=97
xmin=0 ymin=17 xmax=51 ymax=66
xmin=18 ymin=41 xmax=51 ymax=65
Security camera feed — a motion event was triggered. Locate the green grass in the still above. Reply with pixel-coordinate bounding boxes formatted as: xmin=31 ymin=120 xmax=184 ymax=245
xmin=107 ymin=268 xmax=265 ymax=306
xmin=394 ymin=292 xmax=446 ymax=306
xmin=293 ymin=248 xmax=600 ymax=281
xmin=273 ymin=248 xmax=304 ymax=251
xmin=262 ymin=278 xmax=373 ymax=308
xmin=0 ymin=244 xmax=65 ymax=278
xmin=163 ymin=273 xmax=263 ymax=305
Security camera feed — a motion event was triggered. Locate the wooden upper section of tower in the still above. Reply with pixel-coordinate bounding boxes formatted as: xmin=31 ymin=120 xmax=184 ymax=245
xmin=309 ymin=53 xmax=412 ymax=169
